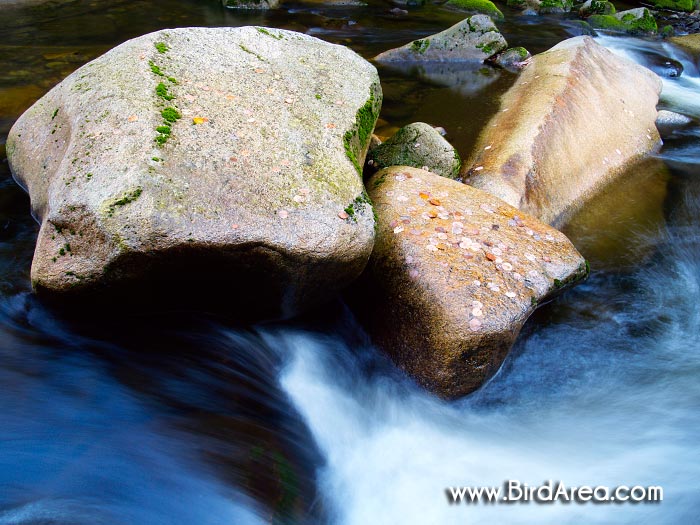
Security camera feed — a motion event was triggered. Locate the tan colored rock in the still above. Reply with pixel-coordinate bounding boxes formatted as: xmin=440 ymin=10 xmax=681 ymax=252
xmin=363 ymin=166 xmax=587 ymax=399
xmin=462 ymin=36 xmax=662 ymax=227
xmin=7 ymin=27 xmax=381 ymax=317
xmin=670 ymin=34 xmax=700 ymax=54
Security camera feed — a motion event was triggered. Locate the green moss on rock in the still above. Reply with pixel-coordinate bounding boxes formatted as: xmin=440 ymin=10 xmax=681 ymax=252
xmin=539 ymin=0 xmax=573 ymax=13
xmin=653 ymin=0 xmax=694 ymax=11
xmin=444 ymin=0 xmax=505 ymax=20
xmin=161 ymin=107 xmax=181 ymax=123
xmin=410 ymin=39 xmax=430 ymax=54
xmin=343 ymin=85 xmax=381 ymax=176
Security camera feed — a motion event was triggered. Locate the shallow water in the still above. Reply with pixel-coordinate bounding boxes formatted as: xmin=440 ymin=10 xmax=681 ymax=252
xmin=1 ymin=1 xmax=700 ymax=524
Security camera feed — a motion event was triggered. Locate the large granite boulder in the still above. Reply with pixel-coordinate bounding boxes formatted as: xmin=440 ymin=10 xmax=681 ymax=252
xmin=367 ymin=122 xmax=461 ymax=179
xmin=7 ymin=26 xmax=381 ymax=317
xmin=373 ymin=15 xmax=507 ymax=63
xmin=361 ymin=166 xmax=587 ymax=399
xmin=462 ymin=36 xmax=662 ymax=226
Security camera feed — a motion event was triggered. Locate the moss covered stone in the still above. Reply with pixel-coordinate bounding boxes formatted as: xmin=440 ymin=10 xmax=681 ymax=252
xmin=653 ymin=0 xmax=694 ymax=11
xmin=368 ymin=122 xmax=461 ymax=179
xmin=444 ymin=0 xmax=505 ymax=20
xmin=374 ymin=15 xmax=507 ymax=62
xmin=579 ymin=0 xmax=615 ymax=16
xmin=589 ymin=8 xmax=657 ymax=34
xmin=539 ymin=0 xmax=573 ymax=13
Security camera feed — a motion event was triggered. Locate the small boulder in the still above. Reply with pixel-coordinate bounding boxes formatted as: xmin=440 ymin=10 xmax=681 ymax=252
xmin=7 ymin=27 xmax=382 ymax=317
xmin=463 ymin=36 xmax=662 ymax=226
xmin=444 ymin=0 xmax=505 ymax=20
xmin=367 ymin=122 xmax=461 ymax=179
xmin=360 ymin=166 xmax=588 ymax=399
xmin=656 ymin=109 xmax=692 ymax=133
xmin=578 ymin=0 xmax=615 ymax=17
xmin=588 ymin=8 xmax=658 ymax=35
xmin=487 ymin=46 xmax=532 ymax=70
xmin=373 ymin=15 xmax=507 ymax=63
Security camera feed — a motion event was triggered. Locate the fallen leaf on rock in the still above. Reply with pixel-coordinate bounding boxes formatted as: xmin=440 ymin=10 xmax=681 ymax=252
xmin=429 ymin=198 xmax=441 ymax=206
xmin=192 ymin=117 xmax=208 ymax=125
xmin=338 ymin=210 xmax=349 ymax=220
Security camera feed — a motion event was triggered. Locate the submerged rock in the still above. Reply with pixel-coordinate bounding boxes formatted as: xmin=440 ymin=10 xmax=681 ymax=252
xmin=367 ymin=122 xmax=461 ymax=179
xmin=7 ymin=26 xmax=381 ymax=317
xmin=588 ymin=8 xmax=658 ymax=35
xmin=222 ymin=0 xmax=280 ymax=9
xmin=360 ymin=166 xmax=587 ymax=399
xmin=444 ymin=0 xmax=505 ymax=20
xmin=463 ymin=36 xmax=662 ymax=227
xmin=373 ymin=15 xmax=507 ymax=63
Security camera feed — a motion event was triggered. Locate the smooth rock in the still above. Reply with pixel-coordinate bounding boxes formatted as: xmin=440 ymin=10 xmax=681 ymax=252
xmin=656 ymin=109 xmax=693 ymax=135
xmin=361 ymin=166 xmax=588 ymax=399
xmin=7 ymin=27 xmax=381 ymax=317
xmin=463 ymin=36 xmax=662 ymax=227
xmin=670 ymin=33 xmax=700 ymax=53
xmin=373 ymin=15 xmax=507 ymax=63
xmin=367 ymin=122 xmax=461 ymax=179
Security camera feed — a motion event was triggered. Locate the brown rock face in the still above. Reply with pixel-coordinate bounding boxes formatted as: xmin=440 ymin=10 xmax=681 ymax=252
xmin=363 ymin=166 xmax=588 ymax=399
xmin=462 ymin=36 xmax=662 ymax=227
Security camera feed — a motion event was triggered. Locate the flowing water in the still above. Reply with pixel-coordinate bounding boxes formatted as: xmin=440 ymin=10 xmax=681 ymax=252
xmin=1 ymin=1 xmax=700 ymax=524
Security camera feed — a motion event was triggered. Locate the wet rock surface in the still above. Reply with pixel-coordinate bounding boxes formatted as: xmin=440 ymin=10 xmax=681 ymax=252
xmin=463 ymin=36 xmax=662 ymax=227
xmin=359 ymin=166 xmax=588 ymax=399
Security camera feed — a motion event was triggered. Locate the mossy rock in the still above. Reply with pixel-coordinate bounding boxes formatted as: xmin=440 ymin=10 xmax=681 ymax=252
xmin=589 ymin=8 xmax=657 ymax=35
xmin=7 ymin=27 xmax=381 ymax=316
xmin=444 ymin=0 xmax=505 ymax=20
xmin=374 ymin=15 xmax=507 ymax=62
xmin=488 ymin=46 xmax=532 ymax=70
xmin=538 ymin=0 xmax=574 ymax=13
xmin=367 ymin=122 xmax=461 ymax=179
xmin=652 ymin=0 xmax=694 ymax=12
xmin=579 ymin=0 xmax=615 ymax=17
